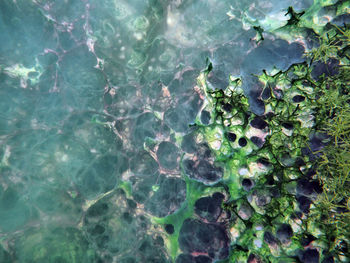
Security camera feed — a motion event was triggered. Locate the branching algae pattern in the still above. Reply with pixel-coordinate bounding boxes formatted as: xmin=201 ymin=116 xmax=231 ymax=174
xmin=0 ymin=0 xmax=349 ymax=262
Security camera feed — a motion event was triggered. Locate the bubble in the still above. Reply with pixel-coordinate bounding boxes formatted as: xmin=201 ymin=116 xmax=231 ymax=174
xmin=242 ymin=178 xmax=254 ymax=191
xmin=282 ymin=122 xmax=294 ymax=130
xmin=292 ymin=95 xmax=305 ymax=103
xmin=300 ymin=248 xmax=319 ymax=263
xmin=238 ymin=137 xmax=247 ymax=147
xmin=227 ymin=132 xmax=237 ymax=142
xmin=201 ymin=110 xmax=211 ymax=125
xmin=276 ymin=224 xmax=293 ymax=244
xmin=251 ymin=136 xmax=264 ymax=148
xmin=250 ymin=117 xmax=268 ymax=130
xmin=222 ymin=103 xmax=233 ymax=112
xmin=165 ymin=224 xmax=174 ymax=234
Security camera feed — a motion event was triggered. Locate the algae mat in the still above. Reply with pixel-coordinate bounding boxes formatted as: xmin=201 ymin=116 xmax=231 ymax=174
xmin=0 ymin=0 xmax=349 ymax=262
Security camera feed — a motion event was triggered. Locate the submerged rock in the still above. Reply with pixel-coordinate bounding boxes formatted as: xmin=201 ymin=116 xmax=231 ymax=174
xmin=157 ymin=141 xmax=180 ymax=170
xmin=178 ymin=219 xmax=229 ymax=261
xmin=183 ymin=159 xmax=223 ymax=184
xmin=145 ymin=176 xmax=186 ymax=217
xmin=194 ymin=193 xmax=224 ymax=222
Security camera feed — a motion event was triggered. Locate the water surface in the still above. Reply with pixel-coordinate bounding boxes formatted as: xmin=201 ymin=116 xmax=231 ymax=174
xmin=0 ymin=0 xmax=319 ymax=262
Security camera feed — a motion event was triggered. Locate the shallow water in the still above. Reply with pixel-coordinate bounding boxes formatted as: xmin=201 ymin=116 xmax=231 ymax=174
xmin=0 ymin=0 xmax=331 ymax=262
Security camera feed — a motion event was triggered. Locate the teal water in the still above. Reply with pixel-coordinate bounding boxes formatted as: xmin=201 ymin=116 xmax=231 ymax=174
xmin=0 ymin=0 xmax=342 ymax=262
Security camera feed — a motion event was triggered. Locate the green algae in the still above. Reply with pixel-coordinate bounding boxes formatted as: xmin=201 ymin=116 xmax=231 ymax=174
xmin=14 ymin=226 xmax=96 ymax=263
xmin=193 ymin=1 xmax=350 ymax=261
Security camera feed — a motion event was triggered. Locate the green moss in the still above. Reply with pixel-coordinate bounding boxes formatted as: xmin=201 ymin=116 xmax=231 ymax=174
xmin=307 ymin=27 xmax=350 ymax=260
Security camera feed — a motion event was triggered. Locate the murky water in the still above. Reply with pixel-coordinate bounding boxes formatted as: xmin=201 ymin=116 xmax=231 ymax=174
xmin=0 ymin=0 xmax=343 ymax=262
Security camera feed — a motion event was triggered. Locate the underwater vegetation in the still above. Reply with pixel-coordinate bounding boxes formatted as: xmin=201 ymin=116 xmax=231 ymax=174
xmin=0 ymin=0 xmax=349 ymax=262
xmin=194 ymin=1 xmax=350 ymax=262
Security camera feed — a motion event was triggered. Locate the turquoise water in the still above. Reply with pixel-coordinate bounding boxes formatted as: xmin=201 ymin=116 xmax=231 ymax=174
xmin=0 ymin=0 xmax=345 ymax=262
